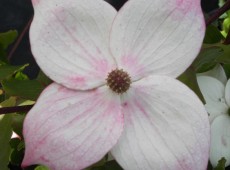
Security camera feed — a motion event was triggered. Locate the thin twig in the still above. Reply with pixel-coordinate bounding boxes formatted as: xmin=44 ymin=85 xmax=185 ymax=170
xmin=0 ymin=105 xmax=34 ymax=115
xmin=7 ymin=17 xmax=33 ymax=61
xmin=206 ymin=0 xmax=230 ymax=26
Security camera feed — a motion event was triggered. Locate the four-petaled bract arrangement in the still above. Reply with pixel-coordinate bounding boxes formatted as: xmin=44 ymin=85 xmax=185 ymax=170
xmin=22 ymin=0 xmax=210 ymax=170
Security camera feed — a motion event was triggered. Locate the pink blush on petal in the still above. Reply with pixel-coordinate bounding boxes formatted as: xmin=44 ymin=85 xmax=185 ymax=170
xmin=52 ymin=8 xmax=68 ymax=23
xmin=171 ymin=0 xmax=199 ymax=20
xmin=122 ymin=102 xmax=128 ymax=107
xmin=177 ymin=158 xmax=193 ymax=170
xmin=93 ymin=59 xmax=110 ymax=73
xmin=175 ymin=0 xmax=194 ymax=7
xmin=172 ymin=0 xmax=201 ymax=19
xmin=176 ymin=0 xmax=183 ymax=5
xmin=32 ymin=0 xmax=40 ymax=6
xmin=121 ymin=55 xmax=139 ymax=67
xmin=90 ymin=59 xmax=115 ymax=80
xmin=134 ymin=98 xmax=150 ymax=119
xmin=120 ymin=55 xmax=145 ymax=78
xmin=68 ymin=76 xmax=86 ymax=87
xmin=40 ymin=155 xmax=50 ymax=163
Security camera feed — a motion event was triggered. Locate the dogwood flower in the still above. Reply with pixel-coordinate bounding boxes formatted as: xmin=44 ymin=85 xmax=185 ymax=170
xmin=197 ymin=65 xmax=230 ymax=167
xmin=22 ymin=0 xmax=210 ymax=169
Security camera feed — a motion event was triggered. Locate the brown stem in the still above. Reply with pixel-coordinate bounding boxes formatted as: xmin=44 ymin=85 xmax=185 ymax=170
xmin=7 ymin=17 xmax=33 ymax=61
xmin=0 ymin=105 xmax=34 ymax=115
xmin=206 ymin=0 xmax=230 ymax=26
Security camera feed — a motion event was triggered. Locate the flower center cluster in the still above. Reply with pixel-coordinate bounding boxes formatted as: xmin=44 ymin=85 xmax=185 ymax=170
xmin=106 ymin=69 xmax=131 ymax=94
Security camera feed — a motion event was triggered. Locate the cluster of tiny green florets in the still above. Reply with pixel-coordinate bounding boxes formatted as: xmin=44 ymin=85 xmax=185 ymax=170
xmin=106 ymin=69 xmax=131 ymax=94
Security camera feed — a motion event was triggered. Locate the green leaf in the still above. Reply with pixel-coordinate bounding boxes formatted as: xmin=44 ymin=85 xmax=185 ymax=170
xmin=11 ymin=114 xmax=25 ymax=137
xmin=9 ymin=138 xmax=24 ymax=166
xmin=193 ymin=45 xmax=223 ymax=73
xmin=0 ymin=30 xmax=18 ymax=63
xmin=0 ymin=30 xmax=18 ymax=49
xmin=34 ymin=165 xmax=50 ymax=170
xmin=0 ymin=44 xmax=7 ymax=63
xmin=0 ymin=89 xmax=4 ymax=103
xmin=90 ymin=160 xmax=123 ymax=170
xmin=14 ymin=71 xmax=29 ymax=80
xmin=36 ymin=71 xmax=52 ymax=87
xmin=9 ymin=138 xmax=20 ymax=149
xmin=178 ymin=67 xmax=205 ymax=103
xmin=204 ymin=25 xmax=224 ymax=44
xmin=86 ymin=158 xmax=106 ymax=170
xmin=223 ymin=64 xmax=230 ymax=79
xmin=207 ymin=161 xmax=213 ymax=170
xmin=213 ymin=157 xmax=226 ymax=170
xmin=0 ymin=64 xmax=28 ymax=81
xmin=222 ymin=18 xmax=230 ymax=37
xmin=196 ymin=44 xmax=230 ymax=66
xmin=216 ymin=44 xmax=230 ymax=64
xmin=104 ymin=160 xmax=123 ymax=170
xmin=0 ymin=98 xmax=16 ymax=170
xmin=0 ymin=114 xmax=12 ymax=170
xmin=2 ymin=79 xmax=44 ymax=101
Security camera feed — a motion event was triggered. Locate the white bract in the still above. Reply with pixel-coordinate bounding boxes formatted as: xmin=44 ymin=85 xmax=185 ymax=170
xmin=22 ymin=0 xmax=210 ymax=170
xmin=197 ymin=65 xmax=230 ymax=167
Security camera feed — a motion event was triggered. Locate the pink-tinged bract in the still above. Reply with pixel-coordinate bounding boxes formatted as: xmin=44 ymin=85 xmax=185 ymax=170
xmin=30 ymin=0 xmax=117 ymax=90
xmin=22 ymin=83 xmax=123 ymax=170
xmin=23 ymin=0 xmax=210 ymax=169
xmin=111 ymin=76 xmax=209 ymax=170
xmin=110 ymin=0 xmax=205 ymax=81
